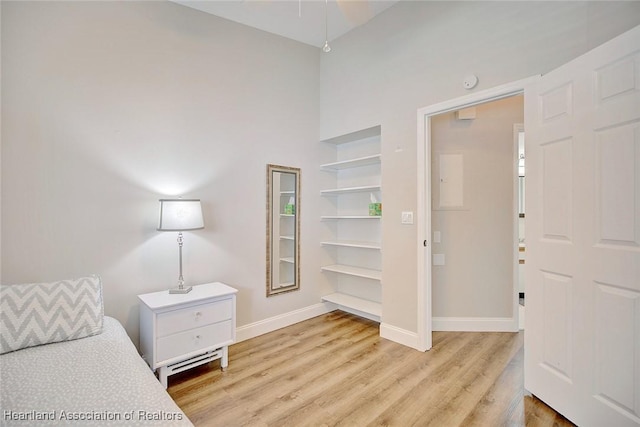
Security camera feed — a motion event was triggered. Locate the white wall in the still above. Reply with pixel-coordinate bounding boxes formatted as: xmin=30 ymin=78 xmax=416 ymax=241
xmin=1 ymin=1 xmax=327 ymax=346
xmin=0 ymin=3 xmax=3 ymax=282
xmin=319 ymin=2 xmax=640 ymax=333
xmin=3 ymin=1 xmax=640 ymax=350
xmin=431 ymin=96 xmax=524 ymax=318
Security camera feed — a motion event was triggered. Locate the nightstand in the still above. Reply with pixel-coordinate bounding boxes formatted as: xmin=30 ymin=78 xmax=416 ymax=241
xmin=138 ymin=282 xmax=238 ymax=388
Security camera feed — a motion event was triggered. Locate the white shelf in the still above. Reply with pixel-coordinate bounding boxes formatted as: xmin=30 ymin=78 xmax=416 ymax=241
xmin=320 ymin=154 xmax=381 ymax=171
xmin=320 ymin=264 xmax=381 ymax=281
xmin=320 ymin=240 xmax=381 ymax=250
xmin=320 ymin=126 xmax=382 ymax=325
xmin=280 ymin=235 xmax=294 ymax=241
xmin=280 ymin=214 xmax=295 ymax=218
xmin=280 ymin=257 xmax=294 ymax=264
xmin=280 ymin=190 xmax=295 ymax=195
xmin=321 ymin=185 xmax=381 ymax=196
xmin=321 ymin=125 xmax=381 ymax=145
xmin=321 ymin=215 xmax=381 ymax=220
xmin=322 ymin=292 xmax=381 ymax=320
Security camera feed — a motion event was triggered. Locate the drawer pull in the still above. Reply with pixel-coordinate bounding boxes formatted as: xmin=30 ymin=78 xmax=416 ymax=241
xmin=195 ymin=312 xmax=202 ymax=318
xmin=195 ymin=335 xmax=201 ymax=340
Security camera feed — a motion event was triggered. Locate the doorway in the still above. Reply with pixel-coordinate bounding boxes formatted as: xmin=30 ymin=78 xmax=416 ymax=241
xmin=415 ymin=76 xmax=537 ymax=351
xmin=417 ymin=26 xmax=640 ymax=425
xmin=429 ymin=96 xmax=523 ymax=332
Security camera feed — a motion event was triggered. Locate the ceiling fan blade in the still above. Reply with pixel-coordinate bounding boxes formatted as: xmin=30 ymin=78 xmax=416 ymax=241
xmin=336 ymin=0 xmax=373 ymax=26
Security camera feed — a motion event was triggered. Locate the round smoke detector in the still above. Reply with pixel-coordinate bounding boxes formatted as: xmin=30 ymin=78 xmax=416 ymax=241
xmin=463 ymin=74 xmax=479 ymax=90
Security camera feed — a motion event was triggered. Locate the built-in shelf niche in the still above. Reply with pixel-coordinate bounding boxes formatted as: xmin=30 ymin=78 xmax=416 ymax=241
xmin=319 ymin=125 xmax=382 ymax=322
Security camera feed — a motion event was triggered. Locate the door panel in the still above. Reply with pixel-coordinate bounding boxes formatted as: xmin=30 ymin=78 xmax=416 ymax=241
xmin=541 ymin=138 xmax=573 ymax=241
xmin=594 ymin=283 xmax=640 ymax=416
xmin=525 ymin=25 xmax=640 ymax=426
xmin=541 ymin=270 xmax=573 ymax=382
xmin=596 ymin=123 xmax=640 ymax=246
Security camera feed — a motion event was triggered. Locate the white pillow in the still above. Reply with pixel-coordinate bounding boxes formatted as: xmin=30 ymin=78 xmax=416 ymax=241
xmin=0 ymin=275 xmax=104 ymax=354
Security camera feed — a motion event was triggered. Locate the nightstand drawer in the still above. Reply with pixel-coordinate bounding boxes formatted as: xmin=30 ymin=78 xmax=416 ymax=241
xmin=156 ymin=299 xmax=233 ymax=337
xmin=138 ymin=282 xmax=238 ymax=388
xmin=156 ymin=320 xmax=233 ymax=363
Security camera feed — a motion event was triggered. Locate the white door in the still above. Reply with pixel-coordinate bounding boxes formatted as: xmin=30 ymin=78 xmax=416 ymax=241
xmin=524 ymin=25 xmax=640 ymax=426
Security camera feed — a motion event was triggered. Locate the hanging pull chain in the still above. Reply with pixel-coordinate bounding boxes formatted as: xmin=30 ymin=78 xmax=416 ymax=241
xmin=323 ymin=0 xmax=331 ymax=52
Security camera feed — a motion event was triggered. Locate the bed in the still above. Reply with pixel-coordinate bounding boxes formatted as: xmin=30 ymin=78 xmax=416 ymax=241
xmin=0 ymin=276 xmax=194 ymax=426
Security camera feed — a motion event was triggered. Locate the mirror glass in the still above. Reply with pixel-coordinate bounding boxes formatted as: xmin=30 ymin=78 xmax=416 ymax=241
xmin=266 ymin=164 xmax=300 ymax=296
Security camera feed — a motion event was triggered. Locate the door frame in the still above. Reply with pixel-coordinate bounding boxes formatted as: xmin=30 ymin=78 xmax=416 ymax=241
xmin=514 ymin=122 xmax=525 ymax=324
xmin=416 ymin=75 xmax=539 ymax=351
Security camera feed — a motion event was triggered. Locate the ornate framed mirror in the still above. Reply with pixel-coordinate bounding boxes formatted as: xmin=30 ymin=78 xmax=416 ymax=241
xmin=266 ymin=164 xmax=300 ymax=296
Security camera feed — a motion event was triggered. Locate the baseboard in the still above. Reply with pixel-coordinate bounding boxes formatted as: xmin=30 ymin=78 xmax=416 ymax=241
xmin=235 ymin=303 xmax=333 ymax=342
xmin=432 ymin=316 xmax=518 ymax=332
xmin=236 ymin=308 xmax=517 ymax=348
xmin=380 ymin=322 xmax=422 ymax=350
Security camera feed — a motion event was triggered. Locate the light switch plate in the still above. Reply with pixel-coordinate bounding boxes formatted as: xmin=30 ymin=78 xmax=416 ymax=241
xmin=434 ymin=231 xmax=441 ymax=243
xmin=401 ymin=211 xmax=414 ymax=224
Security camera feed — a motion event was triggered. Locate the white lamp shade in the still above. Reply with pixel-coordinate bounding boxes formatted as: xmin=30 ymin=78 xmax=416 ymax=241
xmin=157 ymin=199 xmax=204 ymax=231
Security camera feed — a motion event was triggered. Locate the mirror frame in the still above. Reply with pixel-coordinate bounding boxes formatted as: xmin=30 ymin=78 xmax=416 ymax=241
xmin=266 ymin=164 xmax=301 ymax=297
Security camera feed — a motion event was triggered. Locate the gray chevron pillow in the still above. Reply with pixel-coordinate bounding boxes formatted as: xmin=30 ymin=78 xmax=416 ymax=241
xmin=0 ymin=275 xmax=104 ymax=354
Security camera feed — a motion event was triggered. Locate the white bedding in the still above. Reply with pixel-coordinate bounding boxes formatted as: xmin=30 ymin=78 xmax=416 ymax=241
xmin=0 ymin=317 xmax=193 ymax=426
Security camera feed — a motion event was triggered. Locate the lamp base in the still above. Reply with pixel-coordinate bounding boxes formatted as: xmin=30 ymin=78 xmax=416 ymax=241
xmin=169 ymin=285 xmax=193 ymax=294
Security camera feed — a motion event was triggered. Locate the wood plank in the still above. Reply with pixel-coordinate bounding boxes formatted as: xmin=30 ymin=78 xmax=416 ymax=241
xmin=168 ymin=311 xmax=575 ymax=427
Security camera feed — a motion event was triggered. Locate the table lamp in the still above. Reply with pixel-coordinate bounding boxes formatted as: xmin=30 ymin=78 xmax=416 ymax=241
xmin=157 ymin=198 xmax=204 ymax=294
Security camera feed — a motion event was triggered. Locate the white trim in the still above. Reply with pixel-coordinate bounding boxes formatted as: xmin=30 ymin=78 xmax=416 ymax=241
xmin=235 ymin=303 xmax=333 ymax=342
xmin=417 ymin=77 xmax=539 ymax=117
xmin=416 ymin=104 xmax=432 ymax=352
xmin=416 ymin=76 xmax=539 ymax=351
xmin=380 ymin=322 xmax=421 ymax=350
xmin=432 ymin=317 xmax=518 ymax=332
xmin=513 ymin=123 xmax=525 ymax=330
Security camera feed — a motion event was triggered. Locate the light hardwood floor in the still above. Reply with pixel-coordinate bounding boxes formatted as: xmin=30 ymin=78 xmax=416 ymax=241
xmin=169 ymin=311 xmax=574 ymax=427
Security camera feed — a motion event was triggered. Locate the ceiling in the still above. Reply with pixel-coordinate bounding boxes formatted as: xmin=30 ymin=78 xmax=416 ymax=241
xmin=171 ymin=0 xmax=399 ymax=48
